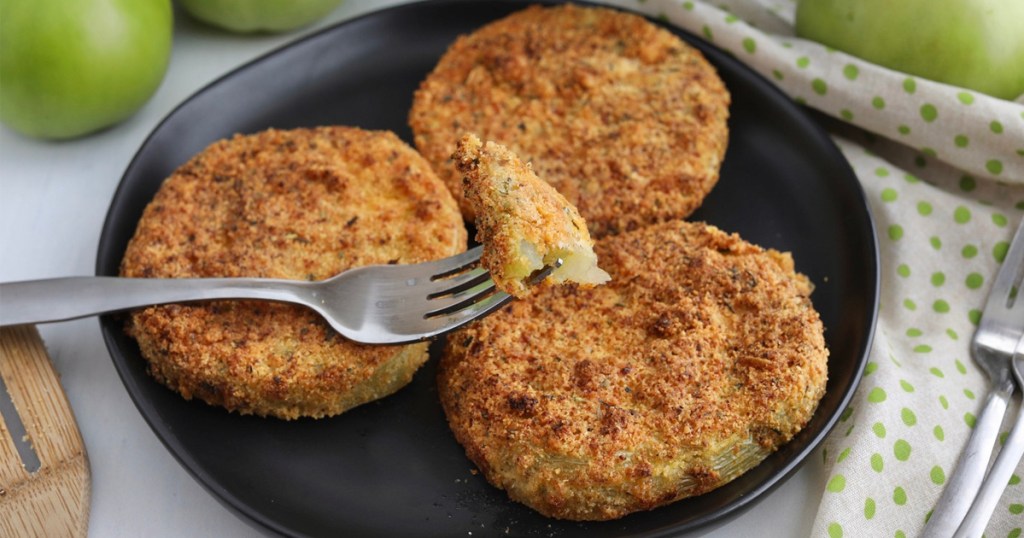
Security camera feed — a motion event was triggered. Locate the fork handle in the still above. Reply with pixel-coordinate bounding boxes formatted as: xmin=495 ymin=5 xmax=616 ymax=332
xmin=0 ymin=276 xmax=312 ymax=327
xmin=953 ymin=393 xmax=1024 ymax=538
xmin=922 ymin=380 xmax=1015 ymax=537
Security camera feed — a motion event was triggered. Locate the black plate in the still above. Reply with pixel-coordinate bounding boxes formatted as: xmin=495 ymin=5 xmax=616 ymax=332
xmin=97 ymin=1 xmax=879 ymax=536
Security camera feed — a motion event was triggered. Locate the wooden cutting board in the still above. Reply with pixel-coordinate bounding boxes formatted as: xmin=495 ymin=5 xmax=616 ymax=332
xmin=0 ymin=325 xmax=90 ymax=537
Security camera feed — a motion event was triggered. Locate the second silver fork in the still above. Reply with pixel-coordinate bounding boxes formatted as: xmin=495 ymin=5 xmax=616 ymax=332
xmin=954 ymin=336 xmax=1024 ymax=538
xmin=923 ymin=217 xmax=1024 ymax=537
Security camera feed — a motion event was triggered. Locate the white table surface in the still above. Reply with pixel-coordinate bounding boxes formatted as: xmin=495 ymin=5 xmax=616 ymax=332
xmin=0 ymin=1 xmax=826 ymax=535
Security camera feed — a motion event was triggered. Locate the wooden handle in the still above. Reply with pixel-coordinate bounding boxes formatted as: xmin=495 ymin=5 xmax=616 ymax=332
xmin=0 ymin=325 xmax=90 ymax=538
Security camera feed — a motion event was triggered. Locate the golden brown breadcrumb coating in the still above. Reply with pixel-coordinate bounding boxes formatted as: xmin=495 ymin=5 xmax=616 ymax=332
xmin=438 ymin=220 xmax=828 ymax=520
xmin=120 ymin=127 xmax=467 ymax=419
xmin=453 ymin=133 xmax=609 ymax=297
xmin=410 ymin=4 xmax=730 ymax=237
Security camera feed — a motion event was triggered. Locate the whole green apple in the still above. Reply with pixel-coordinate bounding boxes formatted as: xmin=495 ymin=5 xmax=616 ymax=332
xmin=795 ymin=0 xmax=1024 ymax=100
xmin=0 ymin=0 xmax=173 ymax=140
xmin=177 ymin=0 xmax=345 ymax=34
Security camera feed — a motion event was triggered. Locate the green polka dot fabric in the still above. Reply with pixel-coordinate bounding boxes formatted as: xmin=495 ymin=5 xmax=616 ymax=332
xmin=598 ymin=0 xmax=1024 ymax=536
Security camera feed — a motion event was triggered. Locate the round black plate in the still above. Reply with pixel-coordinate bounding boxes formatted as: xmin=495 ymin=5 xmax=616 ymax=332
xmin=97 ymin=1 xmax=879 ymax=536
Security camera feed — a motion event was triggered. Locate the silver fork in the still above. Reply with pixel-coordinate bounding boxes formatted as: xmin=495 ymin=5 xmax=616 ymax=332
xmin=954 ymin=336 xmax=1024 ymax=538
xmin=0 ymin=246 xmax=557 ymax=345
xmin=923 ymin=217 xmax=1024 ymax=537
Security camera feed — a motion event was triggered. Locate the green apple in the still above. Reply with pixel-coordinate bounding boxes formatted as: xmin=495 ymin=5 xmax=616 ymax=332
xmin=0 ymin=0 xmax=173 ymax=139
xmin=795 ymin=0 xmax=1024 ymax=100
xmin=178 ymin=0 xmax=345 ymax=34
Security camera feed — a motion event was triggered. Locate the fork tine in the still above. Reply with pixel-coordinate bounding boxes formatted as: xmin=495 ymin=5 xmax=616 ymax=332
xmin=983 ymin=218 xmax=1024 ymax=315
xmin=384 ymin=290 xmax=513 ymax=343
xmin=409 ymin=245 xmax=483 ymax=279
xmin=422 ymin=289 xmax=513 ymax=327
xmin=424 ymin=281 xmax=499 ymax=317
xmin=425 ymin=268 xmax=490 ymax=299
xmin=360 ymin=257 xmax=560 ymax=344
xmin=360 ymin=246 xmax=482 ymax=291
xmin=425 ymin=256 xmax=564 ymax=309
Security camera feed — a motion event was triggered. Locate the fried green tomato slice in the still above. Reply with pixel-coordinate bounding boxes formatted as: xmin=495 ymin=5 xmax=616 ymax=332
xmin=410 ymin=4 xmax=730 ymax=237
xmin=121 ymin=126 xmax=467 ymax=419
xmin=439 ymin=220 xmax=828 ymax=520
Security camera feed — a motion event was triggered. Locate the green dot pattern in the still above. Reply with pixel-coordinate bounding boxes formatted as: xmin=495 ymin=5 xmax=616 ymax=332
xmin=920 ymin=104 xmax=937 ymax=122
xmin=827 ymin=474 xmax=847 ymax=493
xmin=893 ymin=440 xmax=911 ymax=461
xmin=893 ymin=487 xmax=907 ymax=506
xmin=812 ymin=78 xmax=827 ymax=95
xmin=994 ymin=242 xmax=1010 ymax=263
xmin=969 ymin=309 xmax=982 ymax=325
